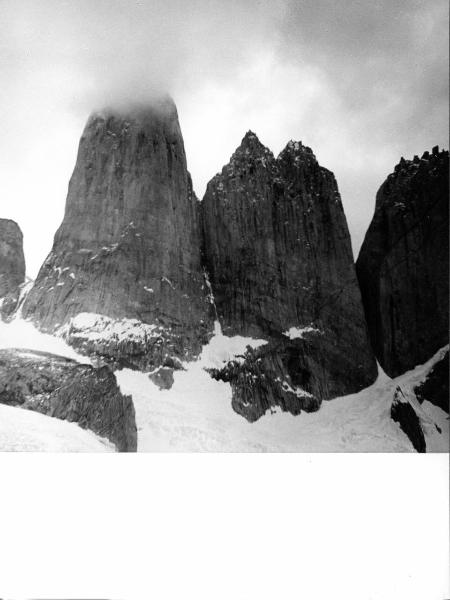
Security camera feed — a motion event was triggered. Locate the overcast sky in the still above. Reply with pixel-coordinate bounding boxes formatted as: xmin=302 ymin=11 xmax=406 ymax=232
xmin=1 ymin=0 xmax=448 ymax=277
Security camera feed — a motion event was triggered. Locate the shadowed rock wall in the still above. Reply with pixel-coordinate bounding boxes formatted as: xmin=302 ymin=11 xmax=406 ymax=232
xmin=356 ymin=147 xmax=449 ymax=377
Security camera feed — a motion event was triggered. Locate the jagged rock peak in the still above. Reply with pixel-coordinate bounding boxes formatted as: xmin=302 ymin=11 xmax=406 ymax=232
xmin=229 ymin=130 xmax=274 ymax=163
xmin=279 ymin=139 xmax=316 ymax=159
xmin=394 ymin=146 xmax=447 ymax=169
xmin=205 ymin=131 xmax=275 ymax=196
xmin=238 ymin=130 xmax=265 ymax=149
xmin=375 ymin=148 xmax=448 ymax=211
xmin=201 ymin=132 xmax=377 ymax=419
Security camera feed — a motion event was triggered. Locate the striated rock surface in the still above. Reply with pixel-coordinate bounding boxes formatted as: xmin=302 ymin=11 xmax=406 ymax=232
xmin=356 ymin=147 xmax=449 ymax=377
xmin=0 ymin=219 xmax=26 ymax=318
xmin=22 ymin=97 xmax=212 ymax=367
xmin=0 ymin=348 xmax=137 ymax=451
xmin=202 ymin=132 xmax=377 ymax=419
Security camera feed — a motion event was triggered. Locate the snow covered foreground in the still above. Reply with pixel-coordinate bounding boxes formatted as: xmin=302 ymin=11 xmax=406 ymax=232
xmin=0 ymin=402 xmax=114 ymax=452
xmin=0 ymin=317 xmax=448 ymax=452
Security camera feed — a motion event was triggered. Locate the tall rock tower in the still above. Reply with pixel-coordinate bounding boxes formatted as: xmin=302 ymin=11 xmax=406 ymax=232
xmin=0 ymin=219 xmax=25 ymax=298
xmin=356 ymin=147 xmax=449 ymax=377
xmin=0 ymin=218 xmax=26 ymax=319
xmin=202 ymin=132 xmax=377 ymax=420
xmin=23 ymin=97 xmax=212 ymax=367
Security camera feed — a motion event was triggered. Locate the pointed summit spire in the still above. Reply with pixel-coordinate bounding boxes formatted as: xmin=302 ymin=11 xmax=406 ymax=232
xmin=229 ymin=130 xmax=274 ymax=166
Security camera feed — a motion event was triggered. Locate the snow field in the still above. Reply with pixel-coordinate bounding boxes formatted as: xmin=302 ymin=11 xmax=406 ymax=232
xmin=0 ymin=315 xmax=448 ymax=452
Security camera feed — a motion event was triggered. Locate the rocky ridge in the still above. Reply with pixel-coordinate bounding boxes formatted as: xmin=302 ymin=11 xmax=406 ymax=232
xmin=356 ymin=147 xmax=449 ymax=377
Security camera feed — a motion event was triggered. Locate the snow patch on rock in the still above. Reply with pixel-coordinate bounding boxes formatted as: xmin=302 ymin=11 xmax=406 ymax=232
xmin=58 ymin=312 xmax=164 ymax=345
xmin=283 ymin=325 xmax=323 ymax=339
xmin=198 ymin=322 xmax=267 ymax=369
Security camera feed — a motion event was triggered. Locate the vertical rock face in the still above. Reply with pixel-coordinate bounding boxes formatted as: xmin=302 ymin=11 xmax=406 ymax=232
xmin=23 ymin=97 xmax=212 ymax=367
xmin=0 ymin=218 xmax=26 ymax=318
xmin=356 ymin=147 xmax=449 ymax=378
xmin=202 ymin=132 xmax=377 ymax=418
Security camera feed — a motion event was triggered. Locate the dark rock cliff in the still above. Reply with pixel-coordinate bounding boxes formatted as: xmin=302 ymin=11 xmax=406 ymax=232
xmin=202 ymin=132 xmax=377 ymax=419
xmin=22 ymin=97 xmax=213 ymax=368
xmin=391 ymin=386 xmax=427 ymax=453
xmin=414 ymin=350 xmax=449 ymax=414
xmin=0 ymin=348 xmax=137 ymax=451
xmin=356 ymin=147 xmax=449 ymax=377
xmin=0 ymin=219 xmax=25 ymax=318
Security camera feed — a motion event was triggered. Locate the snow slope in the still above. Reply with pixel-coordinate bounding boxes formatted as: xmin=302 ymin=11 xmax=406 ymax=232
xmin=0 ymin=402 xmax=114 ymax=452
xmin=0 ymin=318 xmax=113 ymax=452
xmin=116 ymin=347 xmax=449 ymax=452
xmin=0 ymin=317 xmax=448 ymax=452
xmin=0 ymin=316 xmax=91 ymax=363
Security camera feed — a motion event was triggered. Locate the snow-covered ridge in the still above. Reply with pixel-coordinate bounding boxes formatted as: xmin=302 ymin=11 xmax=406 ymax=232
xmin=0 ymin=316 xmax=90 ymax=362
xmin=58 ymin=312 xmax=168 ymax=345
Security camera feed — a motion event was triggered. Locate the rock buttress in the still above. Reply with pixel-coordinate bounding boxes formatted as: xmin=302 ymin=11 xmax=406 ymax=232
xmin=356 ymin=148 xmax=449 ymax=377
xmin=201 ymin=132 xmax=377 ymax=419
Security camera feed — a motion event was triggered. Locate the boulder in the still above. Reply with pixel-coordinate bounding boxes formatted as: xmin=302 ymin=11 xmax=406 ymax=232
xmin=148 ymin=366 xmax=175 ymax=390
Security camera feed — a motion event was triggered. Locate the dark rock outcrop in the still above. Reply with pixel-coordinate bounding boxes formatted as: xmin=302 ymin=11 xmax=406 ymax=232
xmin=414 ymin=350 xmax=449 ymax=413
xmin=356 ymin=148 xmax=449 ymax=377
xmin=208 ymin=336 xmax=322 ymax=421
xmin=0 ymin=219 xmax=26 ymax=318
xmin=148 ymin=366 xmax=175 ymax=390
xmin=58 ymin=313 xmax=189 ymax=371
xmin=22 ymin=97 xmax=213 ymax=367
xmin=0 ymin=348 xmax=137 ymax=451
xmin=391 ymin=386 xmax=426 ymax=452
xmin=202 ymin=132 xmax=377 ymax=419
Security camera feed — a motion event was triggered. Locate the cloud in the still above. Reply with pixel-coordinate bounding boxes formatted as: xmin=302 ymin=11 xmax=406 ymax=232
xmin=0 ymin=0 xmax=448 ymax=276
xmin=1 ymin=0 xmax=286 ymax=112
